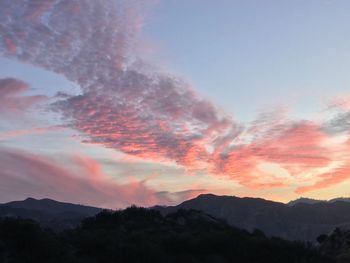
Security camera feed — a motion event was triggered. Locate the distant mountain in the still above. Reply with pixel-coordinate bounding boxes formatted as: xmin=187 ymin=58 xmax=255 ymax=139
xmin=4 ymin=197 xmax=101 ymax=215
xmin=0 ymin=197 xmax=101 ymax=230
xmin=329 ymin=197 xmax=350 ymax=203
xmin=288 ymin=197 xmax=350 ymax=206
xmin=287 ymin=197 xmax=324 ymax=206
xmin=3 ymin=195 xmax=350 ymax=242
xmin=156 ymin=194 xmax=350 ymax=242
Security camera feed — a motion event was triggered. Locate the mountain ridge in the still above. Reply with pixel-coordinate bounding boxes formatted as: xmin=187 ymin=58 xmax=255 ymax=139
xmin=2 ymin=194 xmax=350 ymax=241
xmin=0 ymin=197 xmax=102 ymax=230
xmin=156 ymin=194 xmax=350 ymax=241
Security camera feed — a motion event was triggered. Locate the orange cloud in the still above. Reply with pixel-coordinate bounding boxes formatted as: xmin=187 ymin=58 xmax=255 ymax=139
xmin=295 ymin=162 xmax=350 ymax=194
xmin=211 ymin=121 xmax=331 ymax=189
xmin=295 ymin=135 xmax=350 ymax=194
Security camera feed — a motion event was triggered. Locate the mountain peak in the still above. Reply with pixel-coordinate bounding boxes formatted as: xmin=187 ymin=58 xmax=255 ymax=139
xmin=3 ymin=197 xmax=101 ymax=216
xmin=287 ymin=197 xmax=324 ymax=206
xmin=24 ymin=197 xmax=37 ymax=201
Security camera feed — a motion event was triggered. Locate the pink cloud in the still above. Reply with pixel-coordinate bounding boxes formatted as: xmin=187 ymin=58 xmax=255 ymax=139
xmin=0 ymin=78 xmax=46 ymax=114
xmin=155 ymin=189 xmax=209 ymax=204
xmin=295 ymin=162 xmax=350 ymax=194
xmin=0 ymin=126 xmax=62 ymax=141
xmin=0 ymin=147 xmax=205 ymax=208
xmin=212 ymin=121 xmax=331 ymax=189
xmin=328 ymin=96 xmax=350 ymax=111
xmin=295 ymin=135 xmax=350 ymax=194
xmin=0 ymin=0 xmax=237 ymax=169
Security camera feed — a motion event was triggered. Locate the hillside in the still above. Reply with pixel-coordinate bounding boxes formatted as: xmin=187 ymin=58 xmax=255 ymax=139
xmin=0 ymin=197 xmax=101 ymax=230
xmin=0 ymin=207 xmax=332 ymax=263
xmin=157 ymin=194 xmax=350 ymax=241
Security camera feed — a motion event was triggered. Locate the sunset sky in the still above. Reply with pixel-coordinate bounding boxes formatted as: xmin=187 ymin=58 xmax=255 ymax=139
xmin=1 ymin=0 xmax=350 ymax=208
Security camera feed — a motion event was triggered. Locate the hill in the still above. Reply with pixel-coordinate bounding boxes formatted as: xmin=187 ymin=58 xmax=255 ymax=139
xmin=0 ymin=207 xmax=333 ymax=263
xmin=287 ymin=197 xmax=350 ymax=206
xmin=157 ymin=194 xmax=350 ymax=241
xmin=288 ymin=197 xmax=324 ymax=206
xmin=0 ymin=197 xmax=101 ymax=230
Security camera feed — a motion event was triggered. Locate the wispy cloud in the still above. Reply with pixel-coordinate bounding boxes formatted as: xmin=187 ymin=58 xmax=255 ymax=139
xmin=212 ymin=119 xmax=332 ymax=189
xmin=0 ymin=78 xmax=46 ymax=114
xmin=155 ymin=189 xmax=208 ymax=205
xmin=0 ymin=126 xmax=62 ymax=141
xmin=0 ymin=146 xmax=203 ymax=207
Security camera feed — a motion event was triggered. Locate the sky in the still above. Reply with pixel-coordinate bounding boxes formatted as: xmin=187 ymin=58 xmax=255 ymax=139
xmin=1 ymin=0 xmax=350 ymax=208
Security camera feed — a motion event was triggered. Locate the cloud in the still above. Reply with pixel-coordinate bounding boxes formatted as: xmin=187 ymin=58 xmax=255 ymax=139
xmin=0 ymin=147 xmax=202 ymax=208
xmin=295 ymin=161 xmax=350 ymax=194
xmin=2 ymin=0 xmax=350 ymax=195
xmin=322 ymin=111 xmax=350 ymax=134
xmin=0 ymin=126 xmax=62 ymax=141
xmin=0 ymin=78 xmax=46 ymax=114
xmin=322 ymin=98 xmax=350 ymax=135
xmin=211 ymin=117 xmax=333 ymax=189
xmin=328 ymin=96 xmax=350 ymax=111
xmin=295 ymin=136 xmax=350 ymax=194
xmin=155 ymin=189 xmax=208 ymax=205
xmin=0 ymin=0 xmax=237 ymax=168
xmin=53 ymin=74 xmax=235 ymax=168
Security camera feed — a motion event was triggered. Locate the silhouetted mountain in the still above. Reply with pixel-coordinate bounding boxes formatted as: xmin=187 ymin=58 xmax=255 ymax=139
xmin=3 ymin=195 xmax=350 ymax=242
xmin=0 ymin=198 xmax=101 ymax=230
xmin=288 ymin=197 xmax=350 ymax=206
xmin=288 ymin=197 xmax=324 ymax=206
xmin=4 ymin=197 xmax=100 ymax=215
xmin=0 ymin=207 xmax=333 ymax=263
xmin=156 ymin=194 xmax=350 ymax=241
xmin=329 ymin=197 xmax=350 ymax=203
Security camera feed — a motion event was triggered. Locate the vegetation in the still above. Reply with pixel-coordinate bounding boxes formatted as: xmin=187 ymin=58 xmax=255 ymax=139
xmin=0 ymin=207 xmax=333 ymax=263
xmin=318 ymin=228 xmax=350 ymax=263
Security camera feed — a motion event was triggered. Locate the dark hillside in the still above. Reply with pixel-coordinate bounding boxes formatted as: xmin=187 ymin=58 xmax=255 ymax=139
xmin=0 ymin=207 xmax=333 ymax=263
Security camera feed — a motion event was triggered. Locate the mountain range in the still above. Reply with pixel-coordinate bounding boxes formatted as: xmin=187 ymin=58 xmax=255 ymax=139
xmin=287 ymin=197 xmax=350 ymax=206
xmin=2 ymin=195 xmax=350 ymax=241
xmin=156 ymin=194 xmax=350 ymax=241
xmin=0 ymin=197 xmax=101 ymax=230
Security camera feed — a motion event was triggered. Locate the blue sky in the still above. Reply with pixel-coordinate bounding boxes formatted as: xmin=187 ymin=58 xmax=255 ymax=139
xmin=143 ymin=0 xmax=350 ymax=121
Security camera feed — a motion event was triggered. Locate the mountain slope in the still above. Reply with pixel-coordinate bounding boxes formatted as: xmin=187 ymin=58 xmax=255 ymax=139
xmin=287 ymin=197 xmax=350 ymax=206
xmin=288 ymin=197 xmax=324 ymax=206
xmin=157 ymin=194 xmax=350 ymax=241
xmin=3 ymin=197 xmax=101 ymax=215
xmin=0 ymin=207 xmax=333 ymax=263
xmin=0 ymin=198 xmax=101 ymax=230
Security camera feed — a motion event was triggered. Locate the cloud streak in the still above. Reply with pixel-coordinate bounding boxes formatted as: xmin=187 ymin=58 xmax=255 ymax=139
xmin=0 ymin=146 xmax=203 ymax=208
xmin=0 ymin=78 xmax=46 ymax=114
xmin=0 ymin=126 xmax=62 ymax=141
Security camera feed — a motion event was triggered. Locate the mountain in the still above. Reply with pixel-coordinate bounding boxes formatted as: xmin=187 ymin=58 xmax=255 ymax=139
xmin=156 ymin=194 xmax=350 ymax=242
xmin=3 ymin=195 xmax=350 ymax=242
xmin=288 ymin=197 xmax=350 ymax=206
xmin=0 ymin=197 xmax=101 ymax=230
xmin=3 ymin=197 xmax=101 ymax=215
xmin=288 ymin=197 xmax=324 ymax=206
xmin=329 ymin=197 xmax=350 ymax=203
xmin=0 ymin=207 xmax=333 ymax=263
